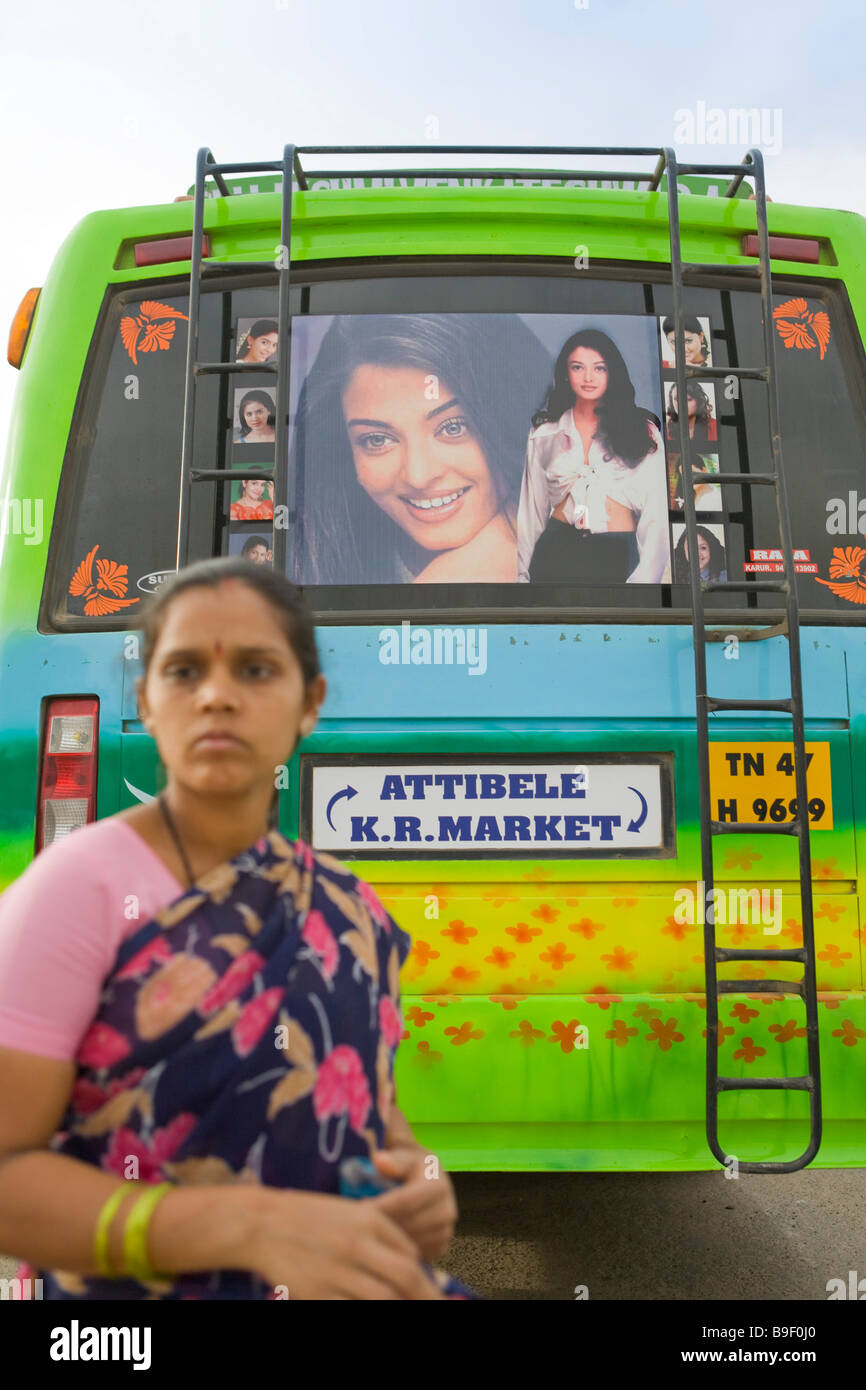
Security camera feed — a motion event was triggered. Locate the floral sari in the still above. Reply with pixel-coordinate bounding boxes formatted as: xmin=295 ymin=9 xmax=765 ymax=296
xmin=32 ymin=831 xmax=474 ymax=1299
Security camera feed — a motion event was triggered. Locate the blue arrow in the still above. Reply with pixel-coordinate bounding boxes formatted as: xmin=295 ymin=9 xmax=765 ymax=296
xmin=326 ymin=784 xmax=358 ymax=831
xmin=626 ymin=786 xmax=648 ymax=833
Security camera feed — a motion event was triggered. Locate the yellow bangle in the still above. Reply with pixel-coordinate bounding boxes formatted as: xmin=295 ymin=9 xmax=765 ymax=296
xmin=94 ymin=1184 xmax=134 ymax=1278
xmin=122 ymin=1182 xmax=174 ymax=1284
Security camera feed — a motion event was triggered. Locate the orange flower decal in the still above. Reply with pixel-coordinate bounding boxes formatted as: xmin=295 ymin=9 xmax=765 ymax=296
xmin=506 ymin=922 xmax=542 ymax=944
xmin=818 ymin=943 xmax=852 ymax=968
xmin=485 ymin=946 xmax=516 ymax=968
xmin=733 ymin=1036 xmax=766 ymax=1063
xmin=405 ymin=1006 xmax=435 ymax=1028
xmin=773 ymin=297 xmax=830 ymax=360
xmin=412 ymin=1041 xmax=443 ymax=1068
xmin=450 ymin=965 xmax=480 ymax=983
xmin=444 ymin=1022 xmax=484 ymax=1045
xmin=549 ymin=1019 xmax=581 ymax=1053
xmin=819 ymin=994 xmax=843 ymax=1010
xmin=510 ymin=1019 xmax=545 ymax=1046
xmin=702 ymin=1020 xmax=735 ymax=1047
xmin=645 ymin=1017 xmax=684 ymax=1051
xmin=816 ymin=901 xmax=844 ymax=923
xmin=600 ymin=945 xmax=637 ymax=973
xmin=633 ymin=1003 xmax=662 ymax=1022
xmin=812 ymin=858 xmax=839 ymax=880
xmin=539 ymin=942 xmax=575 ymax=971
xmin=531 ymin=903 xmax=560 ymax=923
xmin=769 ymin=1020 xmax=807 ymax=1043
xmin=568 ymin=917 xmax=605 ymax=939
xmin=730 ymin=1003 xmax=759 ymax=1023
xmin=441 ymin=919 xmax=476 ymax=944
xmin=488 ymin=994 xmax=527 ymax=1010
xmin=722 ymin=849 xmax=761 ymax=871
xmin=606 ymin=1019 xmax=638 ymax=1047
xmin=815 ymin=546 xmax=866 ymax=604
xmin=586 ymin=987 xmax=622 ymax=1009
xmin=832 ymin=1019 xmax=866 ymax=1047
xmin=612 ymin=897 xmax=638 ymax=908
xmin=120 ymin=299 xmax=189 ymax=366
xmin=421 ymin=992 xmax=459 ymax=1007
xmin=408 ymin=940 xmax=440 ymax=969
xmin=69 ymin=545 xmax=141 ymax=616
xmin=726 ymin=922 xmax=757 ymax=946
xmin=661 ymin=916 xmax=693 ymax=941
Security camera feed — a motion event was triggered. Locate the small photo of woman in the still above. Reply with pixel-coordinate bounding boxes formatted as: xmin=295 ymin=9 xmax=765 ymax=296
xmin=659 ymin=315 xmax=711 ymax=368
xmin=230 ymin=476 xmax=274 ymax=522
xmin=227 ymin=529 xmax=273 ymax=567
xmin=233 ymin=388 xmax=276 ymax=445
xmin=236 ymin=318 xmax=279 ymax=364
xmin=672 ymin=522 xmax=727 ymax=583
xmin=668 ymin=447 xmax=723 ymax=512
xmin=665 ymin=379 xmax=718 ymax=447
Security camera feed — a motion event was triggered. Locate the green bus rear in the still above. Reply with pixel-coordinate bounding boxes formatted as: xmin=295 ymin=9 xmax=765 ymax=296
xmin=3 ymin=152 xmax=866 ymax=1170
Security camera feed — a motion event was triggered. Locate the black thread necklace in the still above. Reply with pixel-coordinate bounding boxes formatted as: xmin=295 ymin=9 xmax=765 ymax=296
xmin=157 ymin=793 xmax=196 ymax=889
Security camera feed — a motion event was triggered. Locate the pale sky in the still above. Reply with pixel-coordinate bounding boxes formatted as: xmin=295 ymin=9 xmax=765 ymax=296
xmin=2 ymin=0 xmax=864 ymax=442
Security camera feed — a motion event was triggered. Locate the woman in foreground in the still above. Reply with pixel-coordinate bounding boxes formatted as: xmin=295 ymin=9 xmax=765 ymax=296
xmin=0 ymin=559 xmax=470 ymax=1300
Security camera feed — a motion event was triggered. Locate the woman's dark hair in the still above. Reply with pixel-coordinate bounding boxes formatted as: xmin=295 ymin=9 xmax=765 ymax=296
xmin=673 ymin=525 xmax=726 ymax=582
xmin=531 ymin=329 xmax=660 ymax=467
xmin=239 ymin=320 xmax=278 ymax=357
xmin=667 ymin=378 xmax=713 ymax=425
xmin=662 ymin=314 xmax=705 ymax=340
xmin=237 ymin=389 xmax=276 ymax=435
xmin=241 ymin=534 xmax=270 ymax=556
xmin=139 ymin=557 xmax=321 ymax=687
xmin=292 ymin=313 xmax=553 ymax=584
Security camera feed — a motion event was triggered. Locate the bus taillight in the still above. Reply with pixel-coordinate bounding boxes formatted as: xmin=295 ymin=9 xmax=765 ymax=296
xmin=37 ymin=698 xmax=99 ymax=851
xmin=133 ymin=235 xmax=211 ymax=267
xmin=7 ymin=288 xmax=41 ymax=368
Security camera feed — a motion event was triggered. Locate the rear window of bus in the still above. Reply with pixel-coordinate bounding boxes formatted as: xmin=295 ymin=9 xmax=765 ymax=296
xmin=43 ymin=266 xmax=866 ymax=628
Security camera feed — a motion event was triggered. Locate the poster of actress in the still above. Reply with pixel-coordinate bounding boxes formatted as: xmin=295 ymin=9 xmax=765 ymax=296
xmin=287 ymin=313 xmax=553 ymax=585
xmin=517 ymin=319 xmax=671 ymax=585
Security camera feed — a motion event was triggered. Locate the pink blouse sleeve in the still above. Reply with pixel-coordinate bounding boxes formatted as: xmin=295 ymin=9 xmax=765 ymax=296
xmin=0 ymin=821 xmax=182 ymax=1062
xmin=0 ymin=834 xmax=123 ymax=1060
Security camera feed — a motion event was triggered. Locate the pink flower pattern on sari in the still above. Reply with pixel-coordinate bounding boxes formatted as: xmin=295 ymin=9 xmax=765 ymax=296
xmin=313 ymin=1045 xmax=371 ymax=1132
xmin=231 ymin=988 xmax=284 ymax=1058
xmin=199 ymin=950 xmax=265 ymax=1015
xmin=301 ymin=910 xmax=339 ymax=978
xmin=104 ymin=1114 xmax=196 ymax=1182
xmin=75 ymin=1023 xmax=132 ymax=1069
xmin=115 ymin=936 xmax=173 ymax=981
xmin=378 ymin=995 xmax=402 ymax=1047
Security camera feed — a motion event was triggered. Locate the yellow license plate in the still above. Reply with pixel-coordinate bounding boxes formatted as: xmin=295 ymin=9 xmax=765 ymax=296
xmin=708 ymin=742 xmax=833 ymax=829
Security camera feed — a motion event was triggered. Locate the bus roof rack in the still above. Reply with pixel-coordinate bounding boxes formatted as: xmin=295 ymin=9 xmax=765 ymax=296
xmin=198 ymin=145 xmax=758 ymax=197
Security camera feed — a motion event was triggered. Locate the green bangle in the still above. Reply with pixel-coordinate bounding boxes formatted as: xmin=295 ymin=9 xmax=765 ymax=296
xmin=122 ymin=1182 xmax=174 ymax=1284
xmin=94 ymin=1184 xmax=134 ymax=1278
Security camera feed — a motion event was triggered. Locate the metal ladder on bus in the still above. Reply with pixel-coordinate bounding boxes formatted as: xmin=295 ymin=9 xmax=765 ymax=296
xmin=662 ymin=146 xmax=821 ymax=1172
xmin=176 ymin=145 xmax=304 ymax=577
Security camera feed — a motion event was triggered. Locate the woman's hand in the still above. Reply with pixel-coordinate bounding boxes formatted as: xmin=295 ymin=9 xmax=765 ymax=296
xmin=370 ymin=1146 xmax=458 ymax=1261
xmin=245 ymin=1189 xmax=446 ymax=1300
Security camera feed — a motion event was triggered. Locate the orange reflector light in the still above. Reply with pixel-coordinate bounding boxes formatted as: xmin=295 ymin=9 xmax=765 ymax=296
xmin=37 ymin=697 xmax=99 ymax=851
xmin=134 ymin=234 xmax=211 ymax=267
xmin=7 ymin=288 xmax=41 ymax=368
xmin=741 ymin=234 xmax=821 ymax=264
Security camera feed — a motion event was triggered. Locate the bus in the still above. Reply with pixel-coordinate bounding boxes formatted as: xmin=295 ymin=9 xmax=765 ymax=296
xmin=3 ymin=144 xmax=865 ymax=1175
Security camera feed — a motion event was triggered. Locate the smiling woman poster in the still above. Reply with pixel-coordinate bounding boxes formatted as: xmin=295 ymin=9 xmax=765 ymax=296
xmin=287 ymin=313 xmax=553 ymax=585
